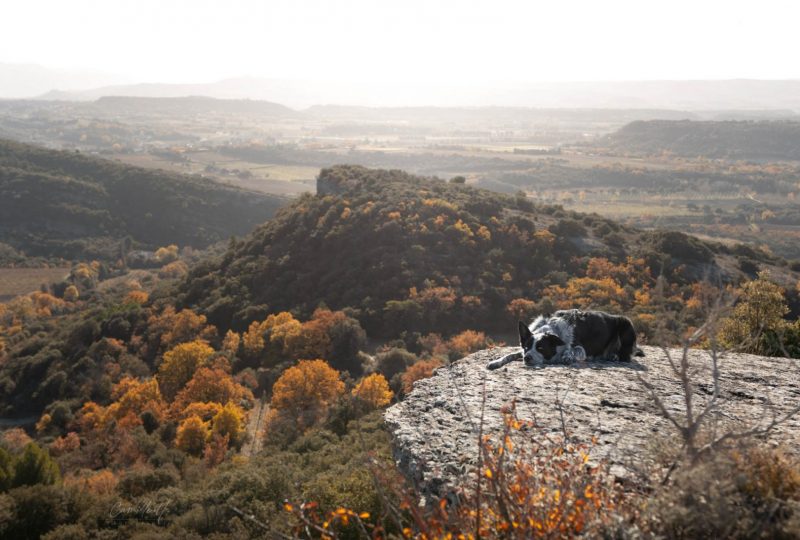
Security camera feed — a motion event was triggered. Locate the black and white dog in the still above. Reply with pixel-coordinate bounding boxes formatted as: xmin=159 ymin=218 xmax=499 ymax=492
xmin=487 ymin=309 xmax=644 ymax=370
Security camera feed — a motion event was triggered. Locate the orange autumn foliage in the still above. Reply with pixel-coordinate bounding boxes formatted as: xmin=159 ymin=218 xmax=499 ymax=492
xmin=222 ymin=330 xmax=241 ymax=354
xmin=401 ymin=358 xmax=444 ymax=394
xmin=448 ymin=330 xmax=490 ymax=357
xmin=211 ymin=402 xmax=247 ymax=447
xmin=147 ymin=307 xmax=217 ymax=351
xmin=506 ymin=298 xmax=537 ymax=322
xmin=172 ymin=367 xmax=253 ymax=412
xmin=176 ymin=415 xmax=208 ymax=456
xmin=157 ymin=340 xmax=215 ymax=400
xmin=351 ymin=373 xmax=393 ymax=409
xmin=177 ymin=401 xmax=223 ymax=422
xmin=270 ymin=359 xmax=344 ymax=429
xmin=107 ymin=377 xmax=166 ymax=425
xmin=50 ymin=432 xmax=81 ymax=456
xmin=242 ymin=311 xmax=302 ymax=359
xmin=124 ymin=290 xmax=149 ymax=305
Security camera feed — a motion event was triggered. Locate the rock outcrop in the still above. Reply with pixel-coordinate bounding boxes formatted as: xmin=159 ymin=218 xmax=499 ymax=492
xmin=385 ymin=346 xmax=800 ymax=497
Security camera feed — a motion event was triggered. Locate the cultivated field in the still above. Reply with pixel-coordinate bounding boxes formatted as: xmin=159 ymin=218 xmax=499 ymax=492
xmin=0 ymin=267 xmax=70 ymax=301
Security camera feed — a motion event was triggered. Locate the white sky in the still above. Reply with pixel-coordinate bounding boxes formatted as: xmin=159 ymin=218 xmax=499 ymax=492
xmin=3 ymin=0 xmax=800 ymax=84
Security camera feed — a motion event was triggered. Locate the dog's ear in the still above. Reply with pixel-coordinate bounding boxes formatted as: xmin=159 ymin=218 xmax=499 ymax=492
xmin=518 ymin=321 xmax=533 ymax=346
xmin=544 ymin=333 xmax=565 ymax=347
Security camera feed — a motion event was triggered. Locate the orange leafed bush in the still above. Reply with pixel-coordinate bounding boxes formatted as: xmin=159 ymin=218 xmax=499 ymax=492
xmin=351 ymin=373 xmax=393 ymax=409
xmin=448 ymin=330 xmax=490 ymax=358
xmin=124 ymin=289 xmax=149 ymax=305
xmin=50 ymin=432 xmax=81 ymax=456
xmin=401 ymin=358 xmax=444 ymax=394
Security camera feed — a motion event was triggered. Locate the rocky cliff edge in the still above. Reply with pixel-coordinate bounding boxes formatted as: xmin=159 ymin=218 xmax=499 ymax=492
xmin=385 ymin=346 xmax=800 ymax=497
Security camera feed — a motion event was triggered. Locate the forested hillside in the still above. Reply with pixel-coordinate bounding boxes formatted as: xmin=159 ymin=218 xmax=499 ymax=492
xmin=597 ymin=119 xmax=800 ymax=160
xmin=177 ymin=165 xmax=793 ymax=337
xmin=0 ymin=139 xmax=287 ymax=260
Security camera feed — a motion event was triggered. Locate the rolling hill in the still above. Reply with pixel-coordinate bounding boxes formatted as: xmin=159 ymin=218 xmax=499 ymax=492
xmin=597 ymin=119 xmax=800 ymax=160
xmin=175 ymin=165 xmax=793 ymax=336
xmin=0 ymin=139 xmax=288 ymax=260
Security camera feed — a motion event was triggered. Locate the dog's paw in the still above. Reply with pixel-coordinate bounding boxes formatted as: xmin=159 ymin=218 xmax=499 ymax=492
xmin=486 ymin=359 xmax=505 ymax=370
xmin=487 ymin=351 xmax=522 ymax=370
xmin=571 ymin=345 xmax=586 ymax=363
xmin=560 ymin=345 xmax=586 ymax=365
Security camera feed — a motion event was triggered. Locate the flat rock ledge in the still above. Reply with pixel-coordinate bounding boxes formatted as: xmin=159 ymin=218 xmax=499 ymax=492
xmin=385 ymin=346 xmax=800 ymax=497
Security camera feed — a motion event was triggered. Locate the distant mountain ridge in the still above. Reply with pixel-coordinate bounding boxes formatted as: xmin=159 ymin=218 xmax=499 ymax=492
xmin=26 ymin=76 xmax=800 ymax=111
xmin=91 ymin=95 xmax=298 ymax=117
xmin=0 ymin=62 xmax=127 ymax=99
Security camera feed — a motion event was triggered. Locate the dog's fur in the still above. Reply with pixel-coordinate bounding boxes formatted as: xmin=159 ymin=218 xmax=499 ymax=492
xmin=487 ymin=309 xmax=644 ymax=370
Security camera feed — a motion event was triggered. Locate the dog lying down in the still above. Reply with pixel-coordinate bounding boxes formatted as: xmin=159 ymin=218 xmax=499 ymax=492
xmin=487 ymin=309 xmax=645 ymax=370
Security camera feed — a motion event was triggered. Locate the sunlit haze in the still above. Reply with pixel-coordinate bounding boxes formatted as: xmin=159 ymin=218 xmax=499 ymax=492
xmin=4 ymin=0 xmax=800 ymax=86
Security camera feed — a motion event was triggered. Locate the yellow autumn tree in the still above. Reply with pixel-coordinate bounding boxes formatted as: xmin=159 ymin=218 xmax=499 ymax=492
xmin=222 ymin=330 xmax=240 ymax=354
xmin=175 ymin=415 xmax=208 ymax=456
xmin=63 ymin=285 xmax=80 ymax=302
xmin=719 ymin=271 xmax=791 ymax=354
xmin=154 ymin=244 xmax=179 ymax=264
xmin=242 ymin=319 xmax=266 ymax=357
xmin=172 ymin=367 xmax=253 ymax=411
xmin=176 ymin=401 xmax=223 ymax=422
xmin=106 ymin=377 xmax=166 ymax=425
xmin=242 ymin=311 xmax=302 ymax=362
xmin=157 ymin=340 xmax=215 ymax=400
xmin=351 ymin=373 xmax=393 ymax=409
xmin=148 ymin=307 xmax=217 ymax=351
xmin=211 ymin=402 xmax=246 ymax=447
xmin=270 ymin=359 xmax=344 ymax=430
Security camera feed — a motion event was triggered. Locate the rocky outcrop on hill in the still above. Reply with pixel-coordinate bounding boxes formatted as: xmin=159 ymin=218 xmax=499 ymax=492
xmin=385 ymin=346 xmax=800 ymax=497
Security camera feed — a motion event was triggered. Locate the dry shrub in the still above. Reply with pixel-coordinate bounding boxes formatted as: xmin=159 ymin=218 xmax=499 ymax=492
xmin=644 ymin=445 xmax=800 ymax=539
xmin=285 ymin=403 xmax=632 ymax=539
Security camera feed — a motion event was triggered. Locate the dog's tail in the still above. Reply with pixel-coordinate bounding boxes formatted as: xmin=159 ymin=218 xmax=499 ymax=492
xmin=634 ymin=347 xmax=645 ymax=357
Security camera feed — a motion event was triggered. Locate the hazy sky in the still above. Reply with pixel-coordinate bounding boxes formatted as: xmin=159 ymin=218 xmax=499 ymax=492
xmin=4 ymin=0 xmax=800 ymax=84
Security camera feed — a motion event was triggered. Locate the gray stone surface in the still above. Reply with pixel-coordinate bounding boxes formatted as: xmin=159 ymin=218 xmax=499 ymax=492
xmin=385 ymin=345 xmax=800 ymax=496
